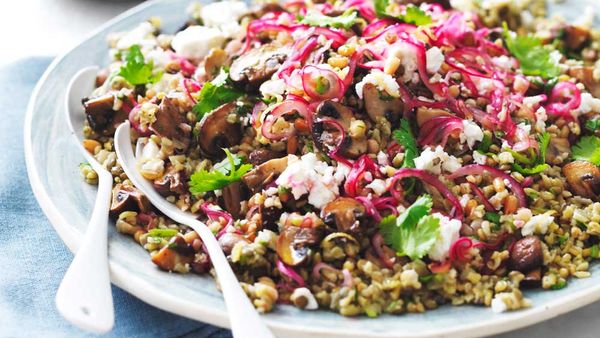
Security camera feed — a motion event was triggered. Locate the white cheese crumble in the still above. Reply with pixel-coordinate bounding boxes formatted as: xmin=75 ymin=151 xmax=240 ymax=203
xmin=275 ymin=153 xmax=345 ymax=209
xmin=388 ymin=44 xmax=419 ymax=82
xmin=200 ymin=0 xmax=249 ymax=38
xmin=254 ymin=229 xmax=277 ymax=250
xmin=116 ymin=22 xmax=156 ymax=50
xmin=459 ymin=120 xmax=484 ymax=149
xmin=171 ymin=26 xmax=226 ymax=60
xmin=426 ymin=47 xmax=444 ymax=73
xmin=355 ymin=70 xmax=400 ymax=99
xmin=414 ymin=145 xmax=462 ymax=175
xmin=491 ymin=294 xmax=509 ymax=313
xmin=574 ymin=92 xmax=600 ymax=115
xmin=497 ymin=151 xmax=515 ymax=164
xmin=521 ymin=212 xmax=554 ymax=236
xmin=366 ymin=179 xmax=387 ymax=196
xmin=473 ymin=151 xmax=487 ymax=165
xmin=259 ymin=79 xmax=286 ymax=101
xmin=428 ymin=213 xmax=462 ymax=262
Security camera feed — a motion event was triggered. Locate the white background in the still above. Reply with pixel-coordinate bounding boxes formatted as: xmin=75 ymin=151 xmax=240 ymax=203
xmin=0 ymin=0 xmax=598 ymax=337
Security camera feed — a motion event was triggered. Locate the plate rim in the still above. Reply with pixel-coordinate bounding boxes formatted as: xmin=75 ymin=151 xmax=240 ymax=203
xmin=22 ymin=1 xmax=600 ymax=337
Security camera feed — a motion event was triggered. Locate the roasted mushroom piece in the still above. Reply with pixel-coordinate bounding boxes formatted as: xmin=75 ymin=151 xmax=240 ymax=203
xmin=248 ymin=148 xmax=285 ymax=166
xmin=150 ymin=96 xmax=192 ymax=151
xmin=204 ymin=48 xmax=229 ymax=80
xmin=276 ymin=226 xmax=323 ymax=266
xmin=197 ymin=102 xmax=242 ymax=159
xmin=312 ymin=100 xmax=367 ymax=159
xmin=568 ymin=66 xmax=600 ymax=98
xmin=509 ymin=236 xmax=543 ymax=273
xmin=222 ymin=182 xmax=243 ymax=219
xmin=230 ymin=43 xmax=290 ymax=90
xmin=109 ymin=183 xmax=151 ymax=217
xmin=151 ymin=236 xmax=195 ymax=272
xmin=241 ymin=156 xmax=288 ymax=192
xmin=321 ymin=197 xmax=367 ymax=234
xmin=362 ymin=83 xmax=404 ymax=125
xmin=153 ymin=164 xmax=186 ymax=197
xmin=563 ymin=25 xmax=591 ymax=51
xmin=82 ymin=94 xmax=128 ymax=134
xmin=218 ymin=232 xmax=250 ymax=255
xmin=563 ymin=160 xmax=600 ymax=201
xmin=415 ymin=107 xmax=454 ymax=127
xmin=320 ymin=232 xmax=361 ymax=262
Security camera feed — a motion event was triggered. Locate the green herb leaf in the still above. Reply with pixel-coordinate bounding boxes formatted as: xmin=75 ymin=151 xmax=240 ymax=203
xmin=192 ymin=70 xmax=244 ymax=119
xmin=551 ymin=279 xmax=567 ymax=290
xmin=147 ymin=228 xmax=178 ymax=237
xmin=393 ymin=119 xmax=419 ymax=168
xmin=503 ymin=23 xmax=560 ymax=79
xmin=379 ymin=195 xmax=440 ymax=260
xmin=374 ymin=0 xmax=432 ymax=26
xmin=477 ymin=131 xmax=493 ymax=153
xmin=300 ymin=9 xmax=358 ymax=29
xmin=189 ymin=149 xmax=253 ymax=195
xmin=118 ymin=45 xmax=163 ymax=85
xmin=484 ymin=212 xmax=501 ymax=224
xmin=511 ymin=132 xmax=552 ymax=176
xmin=572 ymin=135 xmax=600 ymax=165
xmin=512 ymin=162 xmax=550 ymax=175
xmin=585 ymin=119 xmax=600 ymax=132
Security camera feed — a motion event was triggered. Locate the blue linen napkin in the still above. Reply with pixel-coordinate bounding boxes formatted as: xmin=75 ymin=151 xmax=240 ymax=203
xmin=0 ymin=57 xmax=232 ymax=338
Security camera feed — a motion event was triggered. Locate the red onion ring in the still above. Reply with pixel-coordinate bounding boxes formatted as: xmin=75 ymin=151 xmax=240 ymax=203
xmin=277 ymin=259 xmax=306 ymax=287
xmin=301 ymin=65 xmax=345 ymax=100
xmin=546 ymin=81 xmax=581 ymax=119
xmin=371 ymin=232 xmax=395 ymax=269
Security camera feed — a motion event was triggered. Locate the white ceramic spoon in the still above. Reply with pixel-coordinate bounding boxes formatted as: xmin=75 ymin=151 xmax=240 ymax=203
xmin=114 ymin=121 xmax=275 ymax=338
xmin=57 ymin=66 xmax=114 ymax=333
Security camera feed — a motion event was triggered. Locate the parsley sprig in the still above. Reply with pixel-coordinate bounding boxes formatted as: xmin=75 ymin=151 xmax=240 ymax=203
xmin=374 ymin=0 xmax=432 ymax=26
xmin=189 ymin=149 xmax=253 ymax=195
xmin=572 ymin=135 xmax=600 ymax=165
xmin=393 ymin=119 xmax=419 ymax=168
xmin=509 ymin=132 xmax=551 ymax=176
xmin=379 ymin=195 xmax=440 ymax=260
xmin=118 ymin=44 xmax=162 ymax=85
xmin=503 ymin=23 xmax=560 ymax=79
xmin=300 ymin=9 xmax=358 ymax=29
xmin=192 ymin=70 xmax=244 ymax=120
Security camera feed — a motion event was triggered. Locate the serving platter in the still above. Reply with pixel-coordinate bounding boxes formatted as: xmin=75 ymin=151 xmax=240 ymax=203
xmin=24 ymin=0 xmax=600 ymax=337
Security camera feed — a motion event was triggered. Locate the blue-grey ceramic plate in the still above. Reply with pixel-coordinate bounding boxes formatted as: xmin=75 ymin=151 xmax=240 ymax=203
xmin=24 ymin=1 xmax=600 ymax=337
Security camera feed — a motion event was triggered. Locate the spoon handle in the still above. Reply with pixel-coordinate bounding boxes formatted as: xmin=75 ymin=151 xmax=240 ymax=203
xmin=191 ymin=221 xmax=275 ymax=338
xmin=55 ymin=166 xmax=114 ymax=333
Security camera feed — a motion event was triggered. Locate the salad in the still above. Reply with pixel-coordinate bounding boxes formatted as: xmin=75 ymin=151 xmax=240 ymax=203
xmin=80 ymin=0 xmax=600 ymax=316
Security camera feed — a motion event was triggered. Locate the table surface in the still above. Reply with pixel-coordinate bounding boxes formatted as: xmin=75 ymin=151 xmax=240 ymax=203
xmin=2 ymin=0 xmax=599 ymax=337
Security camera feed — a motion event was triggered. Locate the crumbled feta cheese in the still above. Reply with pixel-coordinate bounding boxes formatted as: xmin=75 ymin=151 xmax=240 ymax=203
xmin=426 ymin=47 xmax=444 ymax=73
xmin=255 ymin=229 xmax=277 ymax=250
xmin=473 ymin=151 xmax=487 ymax=165
xmin=521 ymin=212 xmax=554 ymax=236
xmin=366 ymin=179 xmax=387 ymax=196
xmin=259 ymin=79 xmax=286 ymax=101
xmin=534 ymin=106 xmax=548 ymax=132
xmin=497 ymin=151 xmax=515 ymax=164
xmin=492 ymin=55 xmax=513 ymax=71
xmin=428 ymin=213 xmax=462 ymax=262
xmin=491 ymin=294 xmax=508 ymax=313
xmin=290 ymin=287 xmax=319 ymax=310
xmin=275 ymin=154 xmax=345 ymax=208
xmin=414 ymin=146 xmax=462 ymax=175
xmin=145 ymin=48 xmax=171 ymax=68
xmin=549 ymin=50 xmax=563 ymax=64
xmin=376 ymin=151 xmax=389 ymax=166
xmin=200 ymin=0 xmax=248 ymax=38
xmin=355 ymin=70 xmax=400 ymax=99
xmin=574 ymin=92 xmax=600 ymax=115
xmin=459 ymin=120 xmax=484 ymax=149
xmin=388 ymin=44 xmax=419 ymax=82
xmin=171 ymin=26 xmax=226 ymax=60
xmin=116 ymin=22 xmax=156 ymax=50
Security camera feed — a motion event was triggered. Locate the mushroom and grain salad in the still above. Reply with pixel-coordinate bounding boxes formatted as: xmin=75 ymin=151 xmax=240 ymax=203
xmin=79 ymin=0 xmax=600 ymax=316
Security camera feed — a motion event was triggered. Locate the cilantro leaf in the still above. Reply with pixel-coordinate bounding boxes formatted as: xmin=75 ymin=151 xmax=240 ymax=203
xmin=393 ymin=119 xmax=418 ymax=168
xmin=572 ymin=135 xmax=600 ymax=165
xmin=300 ymin=9 xmax=358 ymax=29
xmin=118 ymin=45 xmax=162 ymax=85
xmin=147 ymin=228 xmax=178 ymax=237
xmin=585 ymin=118 xmax=600 ymax=132
xmin=374 ymin=1 xmax=432 ymax=26
xmin=379 ymin=195 xmax=440 ymax=260
xmin=477 ymin=131 xmax=493 ymax=153
xmin=484 ymin=212 xmax=501 ymax=224
xmin=189 ymin=149 xmax=253 ymax=195
xmin=503 ymin=23 xmax=560 ymax=79
xmin=192 ymin=70 xmax=244 ymax=119
xmin=511 ymin=132 xmax=551 ymax=175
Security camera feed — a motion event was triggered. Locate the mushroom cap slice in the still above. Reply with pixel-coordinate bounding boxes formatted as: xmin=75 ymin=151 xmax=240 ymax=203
xmin=229 ymin=43 xmax=290 ymax=90
xmin=313 ymin=100 xmax=367 ymax=159
xmin=569 ymin=66 xmax=600 ymax=98
xmin=197 ymin=102 xmax=242 ymax=159
xmin=563 ymin=160 xmax=600 ymax=201
xmin=276 ymin=226 xmax=323 ymax=266
xmin=415 ymin=107 xmax=454 ymax=127
xmin=241 ymin=156 xmax=288 ymax=192
xmin=509 ymin=236 xmax=543 ymax=273
xmin=109 ymin=183 xmax=151 ymax=218
xmin=150 ymin=96 xmax=192 ymax=151
xmin=362 ymin=83 xmax=403 ymax=125
xmin=321 ymin=197 xmax=367 ymax=233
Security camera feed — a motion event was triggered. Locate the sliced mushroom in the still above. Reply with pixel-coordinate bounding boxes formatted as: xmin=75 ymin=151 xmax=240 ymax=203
xmin=568 ymin=66 xmax=600 ymax=98
xmin=546 ymin=137 xmax=571 ymax=164
xmin=248 ymin=148 xmax=285 ymax=166
xmin=109 ymin=183 xmax=151 ymax=218
xmin=241 ymin=156 xmax=288 ymax=192
xmin=321 ymin=197 xmax=367 ymax=234
xmin=150 ymin=97 xmax=191 ymax=151
xmin=563 ymin=25 xmax=591 ymax=51
xmin=415 ymin=107 xmax=454 ymax=127
xmin=521 ymin=268 xmax=542 ymax=288
xmin=82 ymin=94 xmax=128 ymax=134
xmin=509 ymin=236 xmax=543 ymax=273
xmin=362 ymin=83 xmax=404 ymax=125
xmin=204 ymin=48 xmax=229 ymax=80
xmin=399 ymin=0 xmax=451 ymax=9
xmin=313 ymin=100 xmax=367 ymax=159
xmin=230 ymin=43 xmax=290 ymax=90
xmin=563 ymin=160 xmax=600 ymax=201
xmin=153 ymin=164 xmax=186 ymax=197
xmin=197 ymin=102 xmax=242 ymax=159
xmin=218 ymin=232 xmax=250 ymax=255
xmin=320 ymin=232 xmax=361 ymax=262
xmin=276 ymin=226 xmax=323 ymax=266
xmin=151 ymin=236 xmax=195 ymax=272
xmin=222 ymin=181 xmax=243 ymax=219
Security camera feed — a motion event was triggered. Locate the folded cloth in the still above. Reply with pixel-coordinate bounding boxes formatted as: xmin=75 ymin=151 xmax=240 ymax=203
xmin=0 ymin=57 xmax=232 ymax=338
